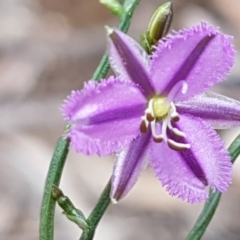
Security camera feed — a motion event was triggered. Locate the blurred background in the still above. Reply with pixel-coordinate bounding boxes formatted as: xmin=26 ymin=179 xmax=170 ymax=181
xmin=1 ymin=0 xmax=240 ymax=239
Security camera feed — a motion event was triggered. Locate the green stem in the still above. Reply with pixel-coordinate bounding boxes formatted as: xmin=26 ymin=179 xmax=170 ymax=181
xmin=40 ymin=136 xmax=70 ymax=240
xmin=80 ymin=180 xmax=112 ymax=240
xmin=186 ymin=134 xmax=240 ymax=240
xmin=39 ymin=1 xmax=140 ymax=239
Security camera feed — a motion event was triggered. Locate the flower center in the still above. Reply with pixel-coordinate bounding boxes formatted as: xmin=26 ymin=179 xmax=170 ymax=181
xmin=152 ymin=96 xmax=170 ymax=119
xmin=140 ymin=81 xmax=190 ymax=151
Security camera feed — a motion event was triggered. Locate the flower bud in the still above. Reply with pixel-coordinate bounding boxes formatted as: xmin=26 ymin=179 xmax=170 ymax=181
xmin=148 ymin=2 xmax=173 ymax=43
xmin=141 ymin=2 xmax=173 ymax=53
xmin=52 ymin=185 xmax=88 ymax=230
xmin=99 ymin=0 xmax=124 ymax=16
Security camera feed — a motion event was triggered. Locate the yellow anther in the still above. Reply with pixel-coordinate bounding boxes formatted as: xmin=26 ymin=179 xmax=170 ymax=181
xmin=152 ymin=96 xmax=170 ymax=119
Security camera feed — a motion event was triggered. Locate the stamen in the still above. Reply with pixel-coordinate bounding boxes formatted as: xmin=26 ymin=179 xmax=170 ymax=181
xmin=171 ymin=115 xmax=179 ymax=122
xmin=169 ymin=126 xmax=186 ymax=137
xmin=166 ymin=80 xmax=188 ymax=103
xmin=170 ymin=102 xmax=177 ymax=112
xmin=170 ymin=102 xmax=179 ymax=121
xmin=140 ymin=118 xmax=148 ymax=133
xmin=142 ymin=93 xmax=190 ymax=150
xmin=140 ymin=99 xmax=154 ymax=133
xmin=150 ymin=121 xmax=164 ymax=140
xmin=153 ymin=136 xmax=163 ymax=143
xmin=161 ymin=119 xmax=168 ymax=140
xmin=167 ymin=118 xmax=186 ymax=137
xmin=146 ymin=113 xmax=154 ymax=122
xmin=147 ymin=99 xmax=154 ymax=116
xmin=167 ymin=139 xmax=190 ymax=151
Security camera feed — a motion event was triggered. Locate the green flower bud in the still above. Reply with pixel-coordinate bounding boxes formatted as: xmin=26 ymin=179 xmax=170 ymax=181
xmin=99 ymin=0 xmax=124 ymax=16
xmin=52 ymin=185 xmax=88 ymax=230
xmin=142 ymin=2 xmax=173 ymax=53
xmin=147 ymin=2 xmax=173 ymax=44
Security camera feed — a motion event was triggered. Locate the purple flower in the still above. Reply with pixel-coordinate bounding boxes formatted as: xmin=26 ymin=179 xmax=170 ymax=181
xmin=62 ymin=22 xmax=240 ymax=203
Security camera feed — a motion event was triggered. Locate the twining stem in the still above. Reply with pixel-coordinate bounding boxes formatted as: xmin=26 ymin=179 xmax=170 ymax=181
xmin=186 ymin=134 xmax=240 ymax=240
xmin=40 ymin=134 xmax=70 ymax=240
xmin=80 ymin=180 xmax=112 ymax=240
xmin=39 ymin=1 xmax=140 ymax=240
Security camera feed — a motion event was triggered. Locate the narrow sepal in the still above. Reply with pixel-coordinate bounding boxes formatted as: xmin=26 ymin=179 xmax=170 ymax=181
xmin=111 ymin=132 xmax=151 ymax=202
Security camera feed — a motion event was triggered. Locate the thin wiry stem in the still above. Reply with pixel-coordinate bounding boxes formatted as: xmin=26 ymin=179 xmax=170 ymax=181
xmin=80 ymin=180 xmax=112 ymax=240
xmin=39 ymin=134 xmax=70 ymax=240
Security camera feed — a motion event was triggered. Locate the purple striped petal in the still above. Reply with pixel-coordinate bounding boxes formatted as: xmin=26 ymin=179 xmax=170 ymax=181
xmin=62 ymin=77 xmax=146 ymax=155
xmin=111 ymin=131 xmax=151 ymax=202
xmin=150 ymin=114 xmax=232 ymax=203
xmin=108 ymin=28 xmax=155 ymax=97
xmin=150 ymin=21 xmax=235 ymax=101
xmin=176 ymin=91 xmax=240 ymax=129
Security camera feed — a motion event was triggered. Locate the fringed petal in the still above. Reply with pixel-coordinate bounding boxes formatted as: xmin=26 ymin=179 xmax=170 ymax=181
xmin=150 ymin=21 xmax=236 ymax=101
xmin=108 ymin=29 xmax=155 ymax=97
xmin=176 ymin=91 xmax=240 ymax=129
xmin=150 ymin=114 xmax=232 ymax=203
xmin=62 ymin=76 xmax=146 ymax=155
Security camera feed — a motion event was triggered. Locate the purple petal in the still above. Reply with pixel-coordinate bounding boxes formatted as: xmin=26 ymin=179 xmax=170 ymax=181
xmin=111 ymin=131 xmax=151 ymax=202
xmin=150 ymin=21 xmax=236 ymax=101
xmin=108 ymin=28 xmax=155 ymax=97
xmin=62 ymin=76 xmax=146 ymax=155
xmin=176 ymin=91 xmax=240 ymax=129
xmin=150 ymin=114 xmax=232 ymax=203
